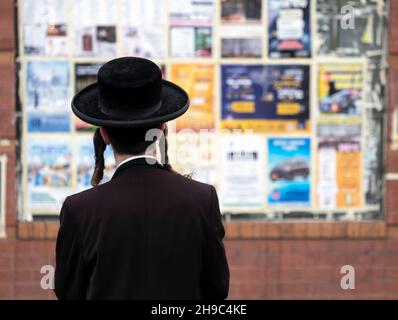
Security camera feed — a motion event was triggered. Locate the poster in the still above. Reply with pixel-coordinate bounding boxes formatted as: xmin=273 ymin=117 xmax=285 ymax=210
xmin=318 ymin=64 xmax=363 ymax=125
xmin=120 ymin=0 xmax=166 ymax=58
xmin=74 ymin=63 xmax=103 ymax=131
xmin=27 ymin=137 xmax=72 ymax=211
xmin=267 ymin=138 xmax=311 ymax=205
xmin=170 ymin=64 xmax=215 ymax=131
xmin=220 ymin=134 xmax=264 ymax=208
xmin=220 ymin=25 xmax=262 ymax=58
xmin=76 ymin=136 xmax=116 ymax=191
xmin=26 ymin=61 xmax=70 ymax=132
xmin=317 ymin=0 xmax=386 ymax=57
xmin=268 ymin=0 xmax=311 ymax=58
xmin=170 ymin=133 xmax=217 ymax=186
xmin=221 ymin=0 xmax=262 ymax=24
xmin=221 ymin=64 xmax=310 ymax=133
xmin=72 ymin=0 xmax=117 ymax=57
xmin=23 ymin=0 xmax=68 ymax=56
xmin=169 ymin=0 xmax=213 ymax=58
xmin=317 ymin=137 xmax=362 ymax=209
xmin=0 ymin=156 xmax=5 ymax=238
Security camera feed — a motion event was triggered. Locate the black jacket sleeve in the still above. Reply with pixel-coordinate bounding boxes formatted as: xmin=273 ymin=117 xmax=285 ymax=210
xmin=201 ymin=186 xmax=230 ymax=300
xmin=54 ymin=196 xmax=88 ymax=300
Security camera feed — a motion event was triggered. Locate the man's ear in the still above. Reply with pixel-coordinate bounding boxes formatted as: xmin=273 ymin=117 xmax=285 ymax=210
xmin=99 ymin=127 xmax=111 ymax=145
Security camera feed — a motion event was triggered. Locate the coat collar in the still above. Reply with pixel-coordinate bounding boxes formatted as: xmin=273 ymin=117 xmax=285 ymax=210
xmin=112 ymin=156 xmax=164 ymax=180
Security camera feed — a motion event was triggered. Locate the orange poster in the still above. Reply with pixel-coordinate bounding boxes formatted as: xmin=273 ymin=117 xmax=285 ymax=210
xmin=169 ymin=63 xmax=215 ymax=131
xmin=317 ymin=137 xmax=361 ymax=209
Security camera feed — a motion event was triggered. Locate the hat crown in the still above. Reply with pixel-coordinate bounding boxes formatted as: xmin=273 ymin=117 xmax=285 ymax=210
xmin=97 ymin=57 xmax=163 ymax=119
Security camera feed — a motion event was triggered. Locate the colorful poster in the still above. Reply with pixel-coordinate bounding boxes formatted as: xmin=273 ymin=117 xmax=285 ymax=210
xmin=120 ymin=0 xmax=166 ymax=58
xmin=170 ymin=64 xmax=215 ymax=131
xmin=76 ymin=136 xmax=116 ymax=191
xmin=267 ymin=138 xmax=311 ymax=205
xmin=221 ymin=0 xmax=262 ymax=24
xmin=72 ymin=0 xmax=117 ymax=57
xmin=317 ymin=137 xmax=362 ymax=209
xmin=74 ymin=63 xmax=103 ymax=131
xmin=221 ymin=25 xmax=262 ymax=58
xmin=220 ymin=134 xmax=264 ymax=208
xmin=27 ymin=137 xmax=72 ymax=211
xmin=23 ymin=0 xmax=68 ymax=56
xmin=26 ymin=61 xmax=70 ymax=132
xmin=169 ymin=0 xmax=213 ymax=58
xmin=170 ymin=133 xmax=217 ymax=186
xmin=268 ymin=0 xmax=311 ymax=58
xmin=318 ymin=64 xmax=363 ymax=125
xmin=221 ymin=64 xmax=310 ymax=133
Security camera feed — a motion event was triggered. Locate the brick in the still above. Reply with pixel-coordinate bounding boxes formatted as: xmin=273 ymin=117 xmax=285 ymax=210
xmin=32 ymin=223 xmax=46 ymax=240
xmin=17 ymin=223 xmax=32 ymax=240
xmin=0 ymin=285 xmax=13 ymax=299
xmin=46 ymin=223 xmax=59 ymax=240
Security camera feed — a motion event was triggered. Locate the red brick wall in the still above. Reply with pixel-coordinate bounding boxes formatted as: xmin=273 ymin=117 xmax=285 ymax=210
xmin=1 ymin=0 xmax=398 ymax=300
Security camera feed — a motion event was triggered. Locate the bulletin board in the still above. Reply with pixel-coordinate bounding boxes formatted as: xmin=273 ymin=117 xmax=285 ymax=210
xmin=17 ymin=0 xmax=388 ymax=220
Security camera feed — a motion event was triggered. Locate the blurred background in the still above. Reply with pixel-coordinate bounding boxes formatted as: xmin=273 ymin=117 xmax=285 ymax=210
xmin=1 ymin=0 xmax=398 ymax=299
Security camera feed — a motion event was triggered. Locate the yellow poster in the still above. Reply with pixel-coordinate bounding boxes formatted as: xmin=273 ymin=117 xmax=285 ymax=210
xmin=169 ymin=63 xmax=215 ymax=131
xmin=318 ymin=64 xmax=363 ymax=125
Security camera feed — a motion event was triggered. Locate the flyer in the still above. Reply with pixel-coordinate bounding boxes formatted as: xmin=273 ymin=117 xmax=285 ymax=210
xmin=221 ymin=0 xmax=262 ymax=24
xmin=120 ymin=0 xmax=166 ymax=59
xmin=72 ymin=0 xmax=117 ymax=57
xmin=23 ymin=0 xmax=68 ymax=56
xmin=220 ymin=25 xmax=262 ymax=58
xmin=317 ymin=0 xmax=386 ymax=56
xmin=268 ymin=0 xmax=311 ymax=58
xmin=170 ymin=133 xmax=217 ymax=186
xmin=27 ymin=137 xmax=73 ymax=211
xmin=267 ymin=138 xmax=311 ymax=205
xmin=363 ymin=117 xmax=382 ymax=205
xmin=220 ymin=134 xmax=264 ymax=208
xmin=26 ymin=61 xmax=70 ymax=132
xmin=74 ymin=63 xmax=103 ymax=131
xmin=76 ymin=135 xmax=116 ymax=192
xmin=221 ymin=64 xmax=310 ymax=133
xmin=169 ymin=0 xmax=213 ymax=58
xmin=318 ymin=64 xmax=363 ymax=125
xmin=170 ymin=64 xmax=215 ymax=131
xmin=317 ymin=137 xmax=362 ymax=208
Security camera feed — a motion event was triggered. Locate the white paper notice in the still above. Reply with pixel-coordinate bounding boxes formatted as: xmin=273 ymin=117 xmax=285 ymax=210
xmin=170 ymin=27 xmax=195 ymax=58
xmin=220 ymin=134 xmax=264 ymax=208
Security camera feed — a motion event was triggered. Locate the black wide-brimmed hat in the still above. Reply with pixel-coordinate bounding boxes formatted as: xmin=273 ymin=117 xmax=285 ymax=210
xmin=72 ymin=57 xmax=189 ymax=127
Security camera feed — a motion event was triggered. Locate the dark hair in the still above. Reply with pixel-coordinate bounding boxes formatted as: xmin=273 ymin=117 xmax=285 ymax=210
xmin=91 ymin=124 xmax=175 ymax=187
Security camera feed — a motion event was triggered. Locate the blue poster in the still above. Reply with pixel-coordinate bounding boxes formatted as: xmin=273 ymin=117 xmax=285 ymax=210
xmin=221 ymin=64 xmax=310 ymax=132
xmin=267 ymin=138 xmax=311 ymax=205
xmin=26 ymin=61 xmax=70 ymax=132
xmin=27 ymin=137 xmax=72 ymax=210
xmin=268 ymin=0 xmax=311 ymax=58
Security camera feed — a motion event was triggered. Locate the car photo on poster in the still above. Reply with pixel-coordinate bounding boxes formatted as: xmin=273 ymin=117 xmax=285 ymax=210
xmin=269 ymin=157 xmax=309 ymax=181
xmin=267 ymin=138 xmax=311 ymax=205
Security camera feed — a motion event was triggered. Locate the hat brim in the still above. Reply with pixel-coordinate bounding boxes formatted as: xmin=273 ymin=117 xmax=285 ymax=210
xmin=72 ymin=80 xmax=189 ymax=128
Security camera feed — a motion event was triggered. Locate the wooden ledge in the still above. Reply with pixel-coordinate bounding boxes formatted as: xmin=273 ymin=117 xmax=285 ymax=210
xmin=15 ymin=221 xmax=393 ymax=241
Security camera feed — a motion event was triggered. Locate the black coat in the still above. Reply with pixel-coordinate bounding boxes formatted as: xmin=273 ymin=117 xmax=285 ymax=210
xmin=54 ymin=157 xmax=229 ymax=300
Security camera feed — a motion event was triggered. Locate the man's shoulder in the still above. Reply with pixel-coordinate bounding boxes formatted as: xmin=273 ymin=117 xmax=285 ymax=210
xmin=164 ymin=170 xmax=215 ymax=194
xmin=65 ymin=181 xmax=111 ymax=207
xmin=64 ymin=169 xmax=216 ymax=208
